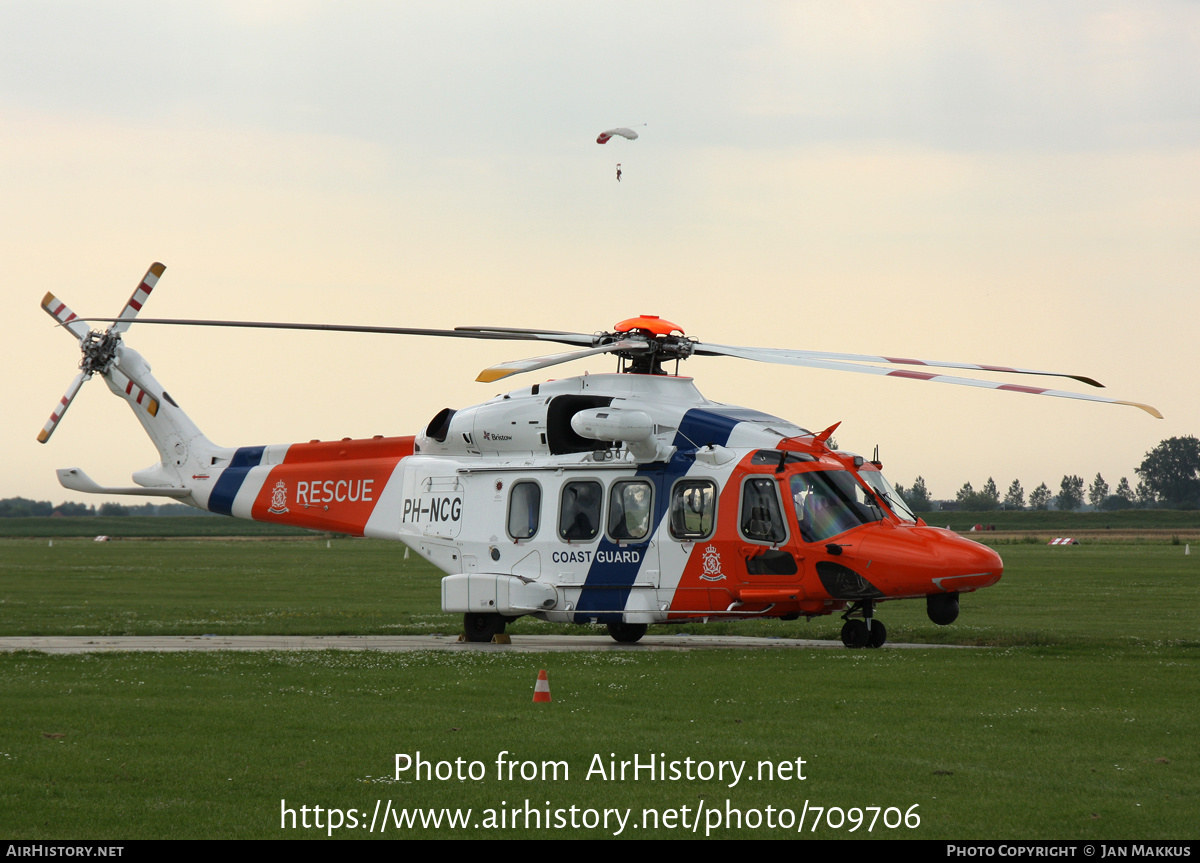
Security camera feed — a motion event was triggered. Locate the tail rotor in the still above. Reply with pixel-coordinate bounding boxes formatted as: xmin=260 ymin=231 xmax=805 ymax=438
xmin=36 ymin=263 xmax=166 ymax=444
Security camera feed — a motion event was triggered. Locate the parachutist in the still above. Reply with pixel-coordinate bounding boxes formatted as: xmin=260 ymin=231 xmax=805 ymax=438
xmin=616 ymin=164 xmax=622 ymax=182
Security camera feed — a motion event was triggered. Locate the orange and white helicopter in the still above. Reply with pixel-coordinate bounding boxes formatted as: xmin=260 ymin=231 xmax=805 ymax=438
xmin=39 ymin=264 xmax=1161 ymax=647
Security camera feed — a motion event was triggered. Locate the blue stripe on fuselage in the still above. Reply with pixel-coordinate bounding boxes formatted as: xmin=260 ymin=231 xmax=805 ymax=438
xmin=208 ymin=445 xmax=267 ymax=516
xmin=572 ymin=409 xmax=742 ymax=622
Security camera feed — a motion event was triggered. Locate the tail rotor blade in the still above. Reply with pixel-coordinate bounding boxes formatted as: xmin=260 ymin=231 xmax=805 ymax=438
xmin=107 ymin=364 xmax=160 ymax=418
xmin=111 ymin=262 xmax=165 ymax=333
xmin=37 ymin=372 xmax=89 ymax=443
xmin=41 ymin=293 xmax=91 ymax=341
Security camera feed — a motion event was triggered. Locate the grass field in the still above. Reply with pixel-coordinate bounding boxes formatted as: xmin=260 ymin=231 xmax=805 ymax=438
xmin=0 ymin=515 xmax=314 ymax=538
xmin=1 ymin=534 xmax=1197 ymax=839
xmin=929 ymin=508 xmax=1200 ymax=534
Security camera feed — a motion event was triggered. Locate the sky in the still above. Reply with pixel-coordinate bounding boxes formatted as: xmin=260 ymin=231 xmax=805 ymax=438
xmin=3 ymin=1 xmax=1198 ymax=507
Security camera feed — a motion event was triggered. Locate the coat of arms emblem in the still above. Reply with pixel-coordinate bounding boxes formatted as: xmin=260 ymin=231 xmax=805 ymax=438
xmin=267 ymin=480 xmax=289 ymax=515
xmin=699 ymin=544 xmax=725 ymax=581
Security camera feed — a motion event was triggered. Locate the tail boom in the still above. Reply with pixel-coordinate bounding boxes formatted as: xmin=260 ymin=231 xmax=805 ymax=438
xmin=189 ymin=436 xmax=417 ymax=535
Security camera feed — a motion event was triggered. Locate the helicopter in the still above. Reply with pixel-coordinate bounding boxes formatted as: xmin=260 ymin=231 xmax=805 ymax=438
xmin=38 ymin=263 xmax=1162 ymax=648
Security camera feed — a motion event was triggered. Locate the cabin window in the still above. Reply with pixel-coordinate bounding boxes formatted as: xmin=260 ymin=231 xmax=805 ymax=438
xmin=559 ymin=480 xmax=603 ymax=541
xmin=740 ymin=477 xmax=787 ymax=544
xmin=669 ymin=479 xmax=717 ymax=541
xmin=507 ymin=481 xmax=542 ymax=540
xmin=608 ymin=480 xmax=653 ymax=541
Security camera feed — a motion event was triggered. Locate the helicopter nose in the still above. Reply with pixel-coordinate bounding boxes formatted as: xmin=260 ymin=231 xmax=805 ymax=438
xmin=853 ymin=525 xmax=1002 ymax=596
xmin=934 ymin=532 xmax=1003 ymax=592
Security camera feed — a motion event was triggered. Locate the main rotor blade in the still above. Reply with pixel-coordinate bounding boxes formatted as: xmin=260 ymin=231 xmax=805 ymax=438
xmin=696 ymin=342 xmax=1104 ymax=388
xmin=37 ymin=372 xmax=89 ymax=443
xmin=697 ymin=344 xmax=1162 ymax=417
xmin=476 ymin=340 xmax=650 ymax=383
xmin=110 ymin=262 xmax=166 ymax=334
xmin=456 ymin=325 xmax=595 ymax=345
xmin=77 ymin=317 xmax=595 ymax=346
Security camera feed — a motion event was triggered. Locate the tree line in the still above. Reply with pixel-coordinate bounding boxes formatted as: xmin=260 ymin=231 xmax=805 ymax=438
xmin=0 ymin=498 xmax=204 ymax=518
xmin=897 ymin=436 xmax=1200 ymax=512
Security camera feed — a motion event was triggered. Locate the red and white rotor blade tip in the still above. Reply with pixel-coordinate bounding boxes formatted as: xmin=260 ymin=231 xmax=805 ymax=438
xmin=700 ymin=344 xmax=1162 ymax=418
xmin=107 ymin=365 xmax=160 ymax=418
xmin=111 ymin=263 xmax=165 ymax=333
xmin=41 ymin=293 xmax=91 ymax=341
xmin=699 ymin=342 xmax=1104 ymax=388
xmin=37 ymin=372 xmax=88 ymax=443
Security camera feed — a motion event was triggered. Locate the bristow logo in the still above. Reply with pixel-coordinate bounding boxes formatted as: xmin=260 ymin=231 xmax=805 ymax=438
xmin=482 ymin=431 xmax=513 ymax=441
xmin=699 ymin=544 xmax=725 ymax=581
xmin=267 ymin=480 xmax=289 ymax=515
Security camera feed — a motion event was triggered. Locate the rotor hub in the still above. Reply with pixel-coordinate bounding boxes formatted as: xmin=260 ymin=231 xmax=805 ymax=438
xmin=594 ymin=325 xmax=696 ymax=374
xmin=613 ymin=314 xmax=685 ymax=337
xmin=79 ymin=330 xmax=120 ymax=376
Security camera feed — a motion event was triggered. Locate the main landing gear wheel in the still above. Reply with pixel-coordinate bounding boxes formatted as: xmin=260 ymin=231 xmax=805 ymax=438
xmin=463 ymin=612 xmax=507 ymax=643
xmin=866 ymin=620 xmax=887 ymax=649
xmin=840 ymin=600 xmax=888 ymax=649
xmin=840 ymin=619 xmax=868 ymax=648
xmin=840 ymin=619 xmax=888 ymax=648
xmin=607 ymin=622 xmax=647 ymax=643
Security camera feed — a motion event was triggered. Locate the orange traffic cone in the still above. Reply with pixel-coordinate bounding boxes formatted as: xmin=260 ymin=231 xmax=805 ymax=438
xmin=533 ymin=669 xmax=551 ymax=703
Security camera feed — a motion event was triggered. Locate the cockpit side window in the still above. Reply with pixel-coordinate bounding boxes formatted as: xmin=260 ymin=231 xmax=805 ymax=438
xmin=740 ymin=477 xmax=787 ymax=544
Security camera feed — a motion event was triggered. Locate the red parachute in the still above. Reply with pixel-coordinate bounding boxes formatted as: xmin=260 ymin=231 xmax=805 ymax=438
xmin=596 ymin=127 xmax=639 ymax=145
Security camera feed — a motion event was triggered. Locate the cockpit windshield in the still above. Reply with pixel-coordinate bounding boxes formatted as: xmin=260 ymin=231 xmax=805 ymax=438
xmin=858 ymin=470 xmax=917 ymax=523
xmin=789 ymin=469 xmax=888 ymax=542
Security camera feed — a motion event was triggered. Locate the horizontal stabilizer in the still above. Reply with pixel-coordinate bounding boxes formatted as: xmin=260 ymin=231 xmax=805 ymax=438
xmin=56 ymin=467 xmax=190 ymax=498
